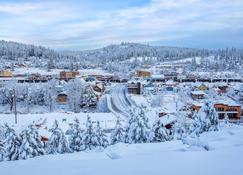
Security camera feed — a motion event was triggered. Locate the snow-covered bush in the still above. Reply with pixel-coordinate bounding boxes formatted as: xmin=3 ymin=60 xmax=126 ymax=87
xmin=182 ymin=137 xmax=211 ymax=151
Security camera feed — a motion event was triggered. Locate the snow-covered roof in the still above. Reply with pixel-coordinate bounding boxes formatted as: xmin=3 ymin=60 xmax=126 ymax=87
xmin=151 ymin=74 xmax=165 ymax=79
xmin=191 ymin=98 xmax=241 ymax=107
xmin=191 ymin=91 xmax=206 ymax=95
xmin=159 ymin=114 xmax=177 ymax=126
xmin=165 ymin=79 xmax=175 ymax=85
xmin=213 ymin=99 xmax=241 ymax=106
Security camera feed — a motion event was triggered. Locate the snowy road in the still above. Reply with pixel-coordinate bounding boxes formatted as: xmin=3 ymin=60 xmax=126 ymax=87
xmin=106 ymin=84 xmax=137 ymax=118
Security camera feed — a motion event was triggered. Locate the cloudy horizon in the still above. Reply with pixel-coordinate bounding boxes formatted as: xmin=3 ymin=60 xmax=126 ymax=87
xmin=0 ymin=0 xmax=243 ymax=51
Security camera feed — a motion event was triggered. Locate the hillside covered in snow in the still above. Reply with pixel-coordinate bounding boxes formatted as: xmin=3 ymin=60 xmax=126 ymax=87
xmin=1 ymin=41 xmax=243 ymax=75
xmin=0 ymin=124 xmax=242 ymax=175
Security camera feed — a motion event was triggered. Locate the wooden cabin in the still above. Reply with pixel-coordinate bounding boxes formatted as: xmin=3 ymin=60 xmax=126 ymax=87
xmin=57 ymin=93 xmax=68 ymax=103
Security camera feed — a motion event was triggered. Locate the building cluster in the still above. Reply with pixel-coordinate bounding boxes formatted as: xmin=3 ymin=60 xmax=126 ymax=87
xmin=0 ymin=64 xmax=242 ymax=122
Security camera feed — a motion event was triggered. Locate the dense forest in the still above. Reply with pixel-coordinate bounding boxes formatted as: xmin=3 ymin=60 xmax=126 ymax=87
xmin=0 ymin=40 xmax=242 ymax=74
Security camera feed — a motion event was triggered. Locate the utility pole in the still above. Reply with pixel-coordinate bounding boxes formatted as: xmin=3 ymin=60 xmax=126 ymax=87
xmin=13 ymin=88 xmax=17 ymax=124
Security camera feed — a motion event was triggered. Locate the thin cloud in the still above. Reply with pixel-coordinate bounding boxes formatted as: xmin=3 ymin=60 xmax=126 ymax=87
xmin=0 ymin=0 xmax=242 ymax=50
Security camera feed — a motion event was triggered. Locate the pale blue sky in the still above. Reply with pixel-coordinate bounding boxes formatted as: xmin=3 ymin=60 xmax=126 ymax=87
xmin=0 ymin=0 xmax=243 ymax=50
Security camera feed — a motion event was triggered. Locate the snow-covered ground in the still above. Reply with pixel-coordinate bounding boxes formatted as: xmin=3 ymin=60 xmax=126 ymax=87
xmin=0 ymin=124 xmax=242 ymax=175
xmin=0 ymin=112 xmax=118 ymax=137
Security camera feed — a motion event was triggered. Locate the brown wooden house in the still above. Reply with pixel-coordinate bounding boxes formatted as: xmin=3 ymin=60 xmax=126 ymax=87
xmin=60 ymin=71 xmax=80 ymax=80
xmin=136 ymin=69 xmax=151 ymax=78
xmin=192 ymin=102 xmax=241 ymax=120
xmin=127 ymin=82 xmax=141 ymax=95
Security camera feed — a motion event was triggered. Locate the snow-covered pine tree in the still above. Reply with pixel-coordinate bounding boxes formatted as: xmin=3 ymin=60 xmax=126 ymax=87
xmin=47 ymin=120 xmax=70 ymax=154
xmin=66 ymin=118 xmax=83 ymax=152
xmin=82 ymin=116 xmax=99 ymax=150
xmin=96 ymin=121 xmax=109 ymax=148
xmin=208 ymin=102 xmax=219 ymax=131
xmin=188 ymin=113 xmax=201 ymax=137
xmin=171 ymin=121 xmax=187 ymax=140
xmin=0 ymin=125 xmax=5 ymax=161
xmin=110 ymin=117 xmax=125 ymax=145
xmin=18 ymin=124 xmax=45 ymax=159
xmin=82 ymin=84 xmax=97 ymax=107
xmin=125 ymin=108 xmax=151 ymax=144
xmin=0 ymin=139 xmax=5 ymax=161
xmin=4 ymin=124 xmax=22 ymax=161
xmin=197 ymin=101 xmax=219 ymax=132
xmin=151 ymin=119 xmax=170 ymax=142
xmin=224 ymin=113 xmax=230 ymax=126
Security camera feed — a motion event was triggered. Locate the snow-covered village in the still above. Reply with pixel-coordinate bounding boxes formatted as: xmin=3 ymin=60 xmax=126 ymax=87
xmin=0 ymin=1 xmax=243 ymax=175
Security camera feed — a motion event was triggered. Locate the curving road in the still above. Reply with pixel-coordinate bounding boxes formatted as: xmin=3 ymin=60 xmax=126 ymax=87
xmin=106 ymin=84 xmax=137 ymax=118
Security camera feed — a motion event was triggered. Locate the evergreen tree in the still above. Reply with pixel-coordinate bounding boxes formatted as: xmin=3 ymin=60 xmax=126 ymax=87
xmin=82 ymin=85 xmax=97 ymax=107
xmin=96 ymin=121 xmax=109 ymax=148
xmin=47 ymin=120 xmax=70 ymax=154
xmin=82 ymin=116 xmax=99 ymax=150
xmin=198 ymin=101 xmax=219 ymax=132
xmin=172 ymin=122 xmax=187 ymax=140
xmin=110 ymin=117 xmax=125 ymax=145
xmin=151 ymin=119 xmax=170 ymax=142
xmin=0 ymin=139 xmax=5 ymax=161
xmin=125 ymin=108 xmax=151 ymax=144
xmin=66 ymin=118 xmax=83 ymax=152
xmin=188 ymin=113 xmax=201 ymax=137
xmin=82 ymin=116 xmax=100 ymax=150
xmin=18 ymin=124 xmax=45 ymax=159
xmin=4 ymin=124 xmax=22 ymax=161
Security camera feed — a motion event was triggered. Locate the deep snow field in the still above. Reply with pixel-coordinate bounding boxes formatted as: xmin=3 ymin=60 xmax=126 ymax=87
xmin=0 ymin=122 xmax=243 ymax=175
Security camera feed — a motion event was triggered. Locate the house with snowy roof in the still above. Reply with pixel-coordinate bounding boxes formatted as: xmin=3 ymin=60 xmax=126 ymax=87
xmin=191 ymin=100 xmax=241 ymax=120
xmin=191 ymin=91 xmax=206 ymax=100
